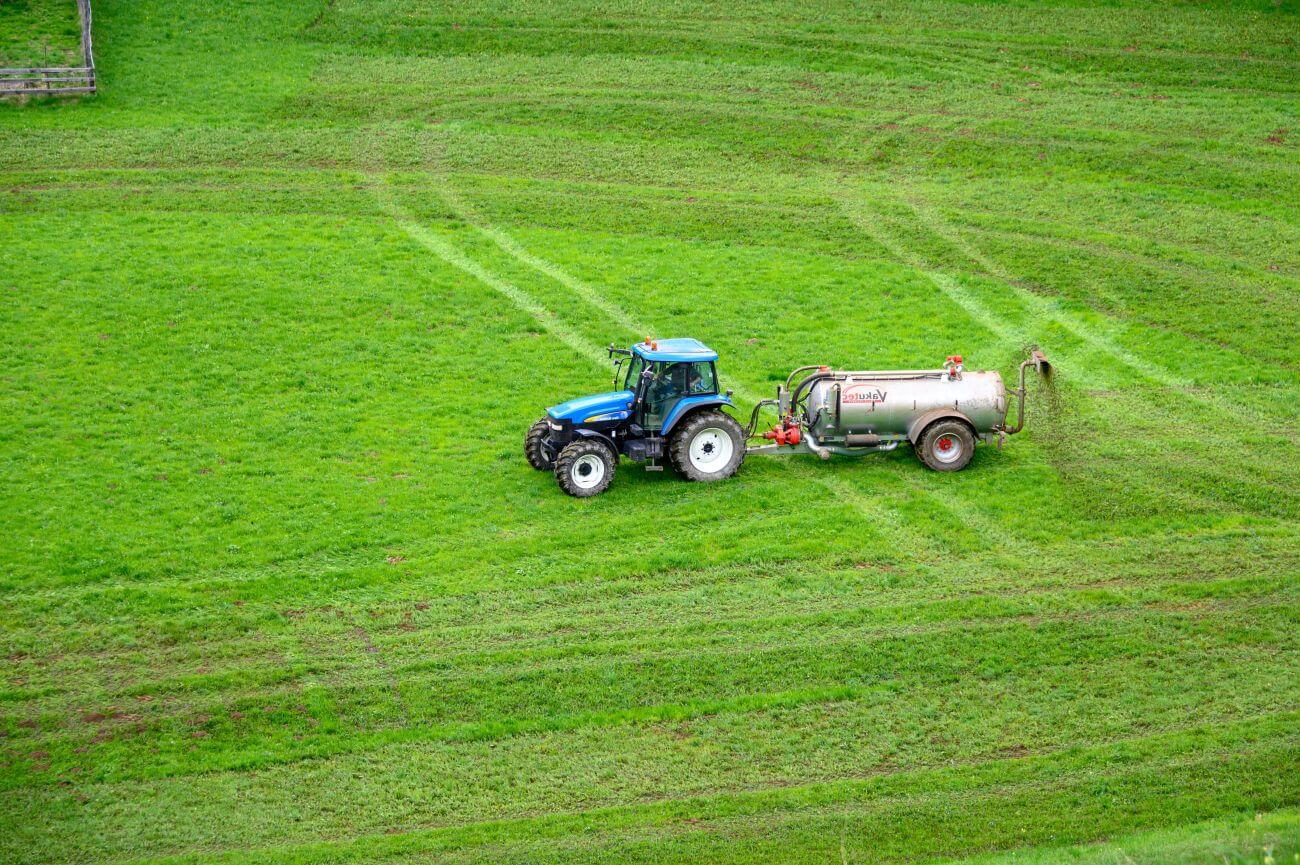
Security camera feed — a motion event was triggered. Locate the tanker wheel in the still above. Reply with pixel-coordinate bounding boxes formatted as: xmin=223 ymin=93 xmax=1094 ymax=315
xmin=917 ymin=419 xmax=976 ymax=472
xmin=554 ymin=439 xmax=616 ymax=497
xmin=668 ymin=410 xmax=745 ymax=482
xmin=525 ymin=417 xmax=553 ymax=470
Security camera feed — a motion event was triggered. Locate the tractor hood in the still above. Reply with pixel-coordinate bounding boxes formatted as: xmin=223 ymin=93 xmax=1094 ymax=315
xmin=547 ymin=390 xmax=634 ymax=424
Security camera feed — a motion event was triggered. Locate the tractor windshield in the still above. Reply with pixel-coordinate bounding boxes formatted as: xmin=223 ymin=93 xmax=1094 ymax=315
xmin=623 ymin=354 xmax=645 ymax=390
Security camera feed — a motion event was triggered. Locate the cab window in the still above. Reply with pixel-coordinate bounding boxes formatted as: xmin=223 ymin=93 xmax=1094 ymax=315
xmin=688 ymin=363 xmax=716 ymax=394
xmin=643 ymin=361 xmax=715 ymax=429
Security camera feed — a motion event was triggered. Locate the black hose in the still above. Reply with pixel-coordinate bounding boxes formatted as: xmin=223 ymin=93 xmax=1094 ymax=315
xmin=784 ymin=365 xmax=823 ymax=391
xmin=745 ymin=399 xmax=778 ymax=438
xmin=789 ymin=371 xmax=836 ymax=416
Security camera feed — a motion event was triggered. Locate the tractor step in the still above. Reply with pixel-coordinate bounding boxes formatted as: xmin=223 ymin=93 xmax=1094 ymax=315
xmin=644 ymin=462 xmax=664 ymax=472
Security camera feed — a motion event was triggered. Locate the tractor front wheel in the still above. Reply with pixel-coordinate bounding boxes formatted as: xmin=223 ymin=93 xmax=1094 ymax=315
xmin=525 ymin=417 xmax=553 ymax=470
xmin=554 ymin=440 xmax=616 ymax=497
xmin=669 ymin=410 xmax=745 ymax=482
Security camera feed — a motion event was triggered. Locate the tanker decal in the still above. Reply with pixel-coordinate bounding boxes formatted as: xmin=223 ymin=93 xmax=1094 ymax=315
xmin=843 ymin=386 xmax=887 ymax=405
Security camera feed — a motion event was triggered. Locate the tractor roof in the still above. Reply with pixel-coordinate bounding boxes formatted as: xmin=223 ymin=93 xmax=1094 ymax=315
xmin=632 ymin=338 xmax=718 ymax=363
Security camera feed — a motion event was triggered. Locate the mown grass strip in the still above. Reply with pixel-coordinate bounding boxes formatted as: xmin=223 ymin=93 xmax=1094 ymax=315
xmin=111 ymin=712 xmax=1299 ymax=865
xmin=6 ymin=589 xmax=1293 ymax=790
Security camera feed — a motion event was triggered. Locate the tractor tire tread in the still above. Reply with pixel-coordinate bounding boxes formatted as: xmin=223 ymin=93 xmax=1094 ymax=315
xmin=668 ymin=410 xmax=746 ymax=482
xmin=525 ymin=417 xmax=553 ymax=470
xmin=554 ymin=439 xmax=616 ymax=497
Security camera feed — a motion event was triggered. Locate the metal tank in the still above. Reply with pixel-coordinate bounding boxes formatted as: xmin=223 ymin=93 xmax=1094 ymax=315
xmin=745 ymin=350 xmax=1051 ymax=470
xmin=805 ymin=367 xmax=1006 ymax=443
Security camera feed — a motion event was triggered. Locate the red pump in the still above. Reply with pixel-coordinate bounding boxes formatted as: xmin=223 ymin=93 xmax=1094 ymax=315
xmin=763 ymin=420 xmax=802 ymax=446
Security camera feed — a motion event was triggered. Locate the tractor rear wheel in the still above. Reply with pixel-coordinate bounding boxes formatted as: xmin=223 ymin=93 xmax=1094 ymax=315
xmin=917 ymin=419 xmax=975 ymax=472
xmin=554 ymin=439 xmax=616 ymax=497
xmin=669 ymin=410 xmax=745 ymax=482
xmin=525 ymin=417 xmax=553 ymax=470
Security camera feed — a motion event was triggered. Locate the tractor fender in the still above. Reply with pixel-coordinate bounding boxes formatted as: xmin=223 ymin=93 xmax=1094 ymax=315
xmin=661 ymin=395 xmax=736 ymax=437
xmin=572 ymin=428 xmax=619 ymax=456
xmin=907 ymin=408 xmax=976 ymax=444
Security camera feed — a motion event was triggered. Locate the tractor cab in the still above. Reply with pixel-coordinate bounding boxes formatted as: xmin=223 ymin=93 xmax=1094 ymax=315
xmin=525 ymin=338 xmax=744 ymax=496
xmin=617 ymin=339 xmax=720 ymax=431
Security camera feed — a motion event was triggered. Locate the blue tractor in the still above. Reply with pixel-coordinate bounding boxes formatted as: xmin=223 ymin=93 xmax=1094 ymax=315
xmin=525 ymin=338 xmax=745 ymax=496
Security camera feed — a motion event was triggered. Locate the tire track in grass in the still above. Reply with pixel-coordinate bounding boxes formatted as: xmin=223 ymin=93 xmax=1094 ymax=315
xmin=374 ymin=178 xmax=942 ymax=556
xmin=899 ymin=192 xmax=1297 ymax=506
xmin=374 ymin=187 xmax=608 ymax=369
xmin=836 ymin=190 xmax=1115 ymax=381
xmin=903 ymin=195 xmax=1204 ymax=391
xmin=832 ymin=188 xmax=1267 ymax=518
xmin=432 ymin=182 xmax=647 ymax=339
xmin=901 ymin=191 xmax=1292 ymax=421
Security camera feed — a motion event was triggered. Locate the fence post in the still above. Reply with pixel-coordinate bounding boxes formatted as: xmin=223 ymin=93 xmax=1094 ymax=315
xmin=77 ymin=0 xmax=95 ymax=90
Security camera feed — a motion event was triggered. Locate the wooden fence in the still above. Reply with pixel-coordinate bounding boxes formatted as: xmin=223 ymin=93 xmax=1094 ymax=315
xmin=0 ymin=0 xmax=96 ymax=96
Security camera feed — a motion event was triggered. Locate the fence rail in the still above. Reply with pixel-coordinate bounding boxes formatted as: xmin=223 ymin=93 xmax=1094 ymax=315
xmin=0 ymin=67 xmax=95 ymax=95
xmin=0 ymin=0 xmax=95 ymax=97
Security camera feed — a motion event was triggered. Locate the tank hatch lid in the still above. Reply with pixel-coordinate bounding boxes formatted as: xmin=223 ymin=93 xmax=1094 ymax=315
xmin=632 ymin=338 xmax=718 ymax=362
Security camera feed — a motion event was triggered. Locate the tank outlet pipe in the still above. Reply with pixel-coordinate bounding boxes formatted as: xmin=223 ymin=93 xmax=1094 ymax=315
xmin=805 ymin=436 xmax=832 ymax=460
xmin=1000 ymin=349 xmax=1052 ymax=435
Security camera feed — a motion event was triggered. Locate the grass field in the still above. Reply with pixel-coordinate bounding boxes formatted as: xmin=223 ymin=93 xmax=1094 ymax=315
xmin=0 ymin=0 xmax=81 ymax=69
xmin=1 ymin=0 xmax=1298 ymax=862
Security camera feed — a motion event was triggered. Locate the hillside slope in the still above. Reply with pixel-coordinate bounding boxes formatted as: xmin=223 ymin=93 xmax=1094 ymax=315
xmin=1 ymin=1 xmax=1298 ymax=863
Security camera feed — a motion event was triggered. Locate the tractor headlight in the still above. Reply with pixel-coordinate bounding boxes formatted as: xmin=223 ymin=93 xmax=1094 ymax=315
xmin=549 ymin=421 xmax=562 ymax=431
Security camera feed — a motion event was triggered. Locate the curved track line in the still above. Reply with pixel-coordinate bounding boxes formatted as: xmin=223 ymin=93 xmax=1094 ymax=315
xmin=898 ymin=192 xmax=1291 ymax=434
xmin=905 ymin=196 xmax=1227 ymax=389
xmin=911 ymin=202 xmax=1185 ymax=387
xmin=833 ymin=194 xmax=1024 ymax=346
xmin=829 ymin=188 xmax=1285 ymax=518
xmin=374 ymin=187 xmax=607 ymax=368
xmin=434 ymin=182 xmax=650 ymax=340
xmin=839 ymin=188 xmax=1299 ymax=517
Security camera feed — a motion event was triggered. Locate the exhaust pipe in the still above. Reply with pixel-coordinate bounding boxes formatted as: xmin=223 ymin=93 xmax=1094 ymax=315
xmin=1000 ymin=348 xmax=1052 ymax=435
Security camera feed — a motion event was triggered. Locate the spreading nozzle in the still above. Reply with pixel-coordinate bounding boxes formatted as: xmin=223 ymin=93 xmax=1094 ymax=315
xmin=1030 ymin=349 xmax=1052 ymax=379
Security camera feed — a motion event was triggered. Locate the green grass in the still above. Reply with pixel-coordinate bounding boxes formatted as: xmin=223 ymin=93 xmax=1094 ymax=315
xmin=0 ymin=0 xmax=81 ymax=68
xmin=1 ymin=0 xmax=1298 ymax=862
